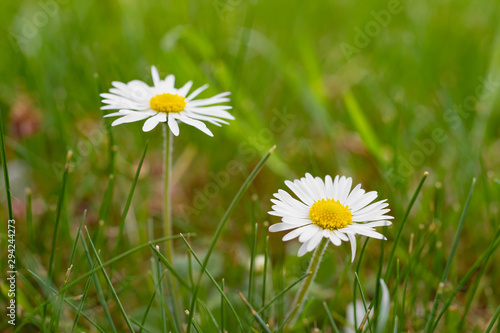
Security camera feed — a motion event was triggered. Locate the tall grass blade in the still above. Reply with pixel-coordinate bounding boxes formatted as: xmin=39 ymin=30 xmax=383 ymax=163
xmin=180 ymin=234 xmax=244 ymax=330
xmin=84 ymin=227 xmax=135 ymax=332
xmin=48 ymin=150 xmax=72 ymax=280
xmin=185 ymin=145 xmax=275 ymax=333
xmin=49 ymin=210 xmax=87 ymax=331
xmin=385 ymin=171 xmax=428 ymax=280
xmin=110 ymin=141 xmax=148 ymax=277
xmin=238 ymin=291 xmax=272 ymax=333
xmin=425 ymin=178 xmax=476 ymax=332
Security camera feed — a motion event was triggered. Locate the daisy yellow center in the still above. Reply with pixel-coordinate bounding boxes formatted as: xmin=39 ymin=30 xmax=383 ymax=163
xmin=149 ymin=93 xmax=186 ymax=113
xmin=309 ymin=199 xmax=352 ymax=230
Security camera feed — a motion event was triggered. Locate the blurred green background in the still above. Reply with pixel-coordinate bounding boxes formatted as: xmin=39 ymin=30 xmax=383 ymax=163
xmin=1 ymin=0 xmax=499 ymax=331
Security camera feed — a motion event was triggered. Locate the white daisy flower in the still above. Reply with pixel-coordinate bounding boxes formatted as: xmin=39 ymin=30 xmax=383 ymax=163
xmin=268 ymin=173 xmax=393 ymax=261
xmin=101 ymin=66 xmax=234 ymax=136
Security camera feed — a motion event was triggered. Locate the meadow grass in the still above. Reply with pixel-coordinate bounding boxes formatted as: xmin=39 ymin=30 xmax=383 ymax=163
xmin=1 ymin=0 xmax=500 ymax=331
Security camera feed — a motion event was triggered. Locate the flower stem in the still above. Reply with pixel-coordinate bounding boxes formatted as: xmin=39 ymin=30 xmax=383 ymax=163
xmin=287 ymin=238 xmax=329 ymax=327
xmin=163 ymin=124 xmax=184 ymax=328
xmin=163 ymin=125 xmax=174 ymax=262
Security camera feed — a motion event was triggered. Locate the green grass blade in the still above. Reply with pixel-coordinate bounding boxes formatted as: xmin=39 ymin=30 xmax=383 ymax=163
xmin=199 ymin=299 xmax=221 ymax=332
xmin=26 ymin=188 xmax=34 ymax=250
xmin=48 ymin=150 xmax=72 ymax=280
xmin=257 ymin=272 xmax=310 ymax=315
xmin=84 ymin=227 xmax=135 ymax=332
xmin=81 ymin=230 xmax=117 ymax=333
xmin=180 ymin=234 xmax=243 ymax=330
xmin=154 ymin=253 xmax=169 ymax=333
xmin=425 ymin=178 xmax=476 ymax=332
xmin=485 ymin=303 xmax=500 ymax=333
xmin=15 ymin=234 xmax=189 ymax=332
xmin=354 ymin=272 xmax=372 ymax=333
xmin=248 ymin=217 xmax=258 ymax=302
xmin=27 ymin=269 xmax=106 ymax=333
xmin=185 ymin=145 xmax=275 ymax=333
xmin=441 ymin=178 xmax=477 ymax=280
xmin=322 ymin=301 xmax=341 ymax=333
xmin=432 ymin=229 xmax=500 ymax=331
xmin=71 ymin=258 xmax=96 ymax=332
xmin=150 ymin=244 xmax=190 ymax=289
xmin=400 ymin=234 xmax=414 ymax=332
xmin=49 ymin=210 xmax=87 ymax=331
xmin=385 ymin=171 xmax=428 ymax=280
xmin=238 ymin=291 xmax=272 ymax=333
xmin=137 ymin=286 xmax=157 ymax=333
xmin=221 ymin=278 xmax=226 ymax=332
xmin=111 ymin=141 xmax=149 ymax=277
xmin=0 ymin=113 xmax=13 ymax=220
xmin=261 ymin=235 xmax=269 ymax=309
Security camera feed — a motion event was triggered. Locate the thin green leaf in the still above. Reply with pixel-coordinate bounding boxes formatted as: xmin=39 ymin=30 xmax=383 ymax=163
xmin=111 ymin=141 xmax=148 ymax=277
xmin=186 ymin=145 xmax=275 ymax=333
xmin=238 ymin=291 xmax=272 ymax=333
xmin=385 ymin=171 xmax=428 ymax=280
xmin=425 ymin=178 xmax=476 ymax=332
xmin=84 ymin=227 xmax=136 ymax=332
xmin=180 ymin=234 xmax=244 ymax=330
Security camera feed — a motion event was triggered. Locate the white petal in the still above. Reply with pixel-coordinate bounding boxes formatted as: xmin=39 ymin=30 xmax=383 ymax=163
xmin=177 ymin=81 xmax=193 ymax=97
xmin=297 ymin=241 xmax=311 ymax=257
xmin=352 ymin=227 xmax=386 ymax=240
xmin=184 ymin=112 xmax=229 ymax=126
xmin=345 ymin=184 xmax=365 ymax=207
xmin=281 ymin=217 xmax=311 ymax=226
xmin=338 ymin=176 xmax=353 ymax=204
xmin=268 ymin=223 xmax=298 ymax=232
xmin=332 ymin=175 xmax=340 ymax=200
xmin=353 ymin=210 xmax=393 ymax=222
xmin=349 ymin=191 xmax=378 ymax=212
xmin=285 ymin=180 xmax=314 ymax=206
xmin=296 ymin=178 xmax=320 ymax=203
xmin=282 ymin=226 xmax=311 ymax=241
xmin=325 ymin=175 xmax=335 ymax=198
xmin=304 ymin=173 xmax=321 ymax=200
xmin=274 ymin=190 xmax=310 ymax=212
xmin=347 ymin=233 xmax=357 ymax=262
xmin=270 ymin=202 xmax=308 ymax=218
xmin=361 ymin=221 xmax=392 ymax=228
xmin=163 ymin=75 xmax=176 ymax=91
xmin=186 ymin=84 xmax=209 ymax=101
xmin=329 ymin=232 xmax=341 ymax=246
xmin=167 ymin=114 xmax=180 ymax=136
xmin=352 ymin=200 xmax=388 ymax=216
xmin=177 ymin=114 xmax=214 ymax=136
xmin=111 ymin=113 xmax=151 ymax=126
xmin=307 ymin=232 xmax=324 ymax=252
xmin=151 ymin=66 xmax=160 ymax=87
xmin=315 ymin=176 xmax=328 ymax=198
xmin=334 ymin=230 xmax=349 ymax=241
xmin=298 ymin=225 xmax=320 ymax=243
xmin=142 ymin=114 xmax=162 ymax=132
xmin=104 ymin=111 xmax=125 ymax=117
xmin=187 ymin=97 xmax=230 ymax=107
